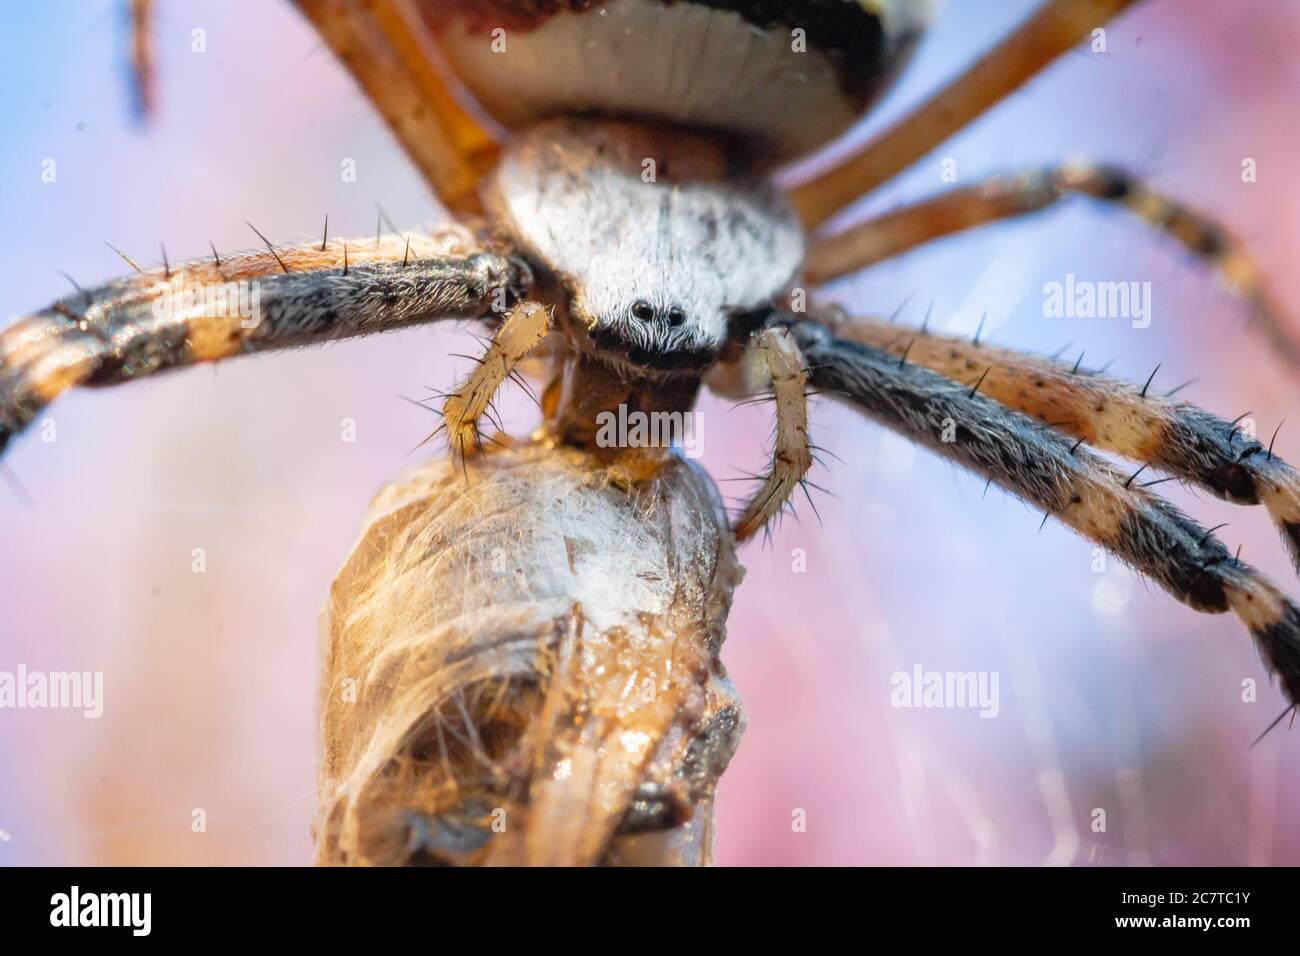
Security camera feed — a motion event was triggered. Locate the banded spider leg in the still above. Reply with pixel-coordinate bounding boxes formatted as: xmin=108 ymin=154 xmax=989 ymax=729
xmin=0 ymin=228 xmax=529 ymax=457
xmin=777 ymin=315 xmax=1300 ymax=713
xmin=805 ymin=164 xmax=1300 ymax=372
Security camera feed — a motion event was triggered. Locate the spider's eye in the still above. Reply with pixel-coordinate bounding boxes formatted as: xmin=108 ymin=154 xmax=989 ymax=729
xmin=631 ymin=300 xmax=656 ymax=322
xmin=667 ymin=306 xmax=687 ymax=327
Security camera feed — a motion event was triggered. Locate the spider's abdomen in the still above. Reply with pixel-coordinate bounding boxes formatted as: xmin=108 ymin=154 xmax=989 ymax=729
xmin=419 ymin=0 xmax=931 ymax=160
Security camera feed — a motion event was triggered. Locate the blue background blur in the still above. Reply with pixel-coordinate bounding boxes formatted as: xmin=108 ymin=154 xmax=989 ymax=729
xmin=1 ymin=0 xmax=1298 ymax=864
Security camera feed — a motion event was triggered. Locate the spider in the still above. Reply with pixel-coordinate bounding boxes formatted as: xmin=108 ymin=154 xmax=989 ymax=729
xmin=4 ymin=0 xmax=1300 ymax=863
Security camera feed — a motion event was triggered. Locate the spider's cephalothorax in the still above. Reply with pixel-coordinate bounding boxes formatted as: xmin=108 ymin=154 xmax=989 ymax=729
xmin=485 ymin=117 xmax=804 ymax=374
xmin=420 ymin=0 xmax=932 ymax=159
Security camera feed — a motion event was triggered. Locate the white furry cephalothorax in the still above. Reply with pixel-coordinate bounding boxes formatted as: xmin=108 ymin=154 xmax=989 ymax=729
xmin=486 ymin=118 xmax=804 ymax=370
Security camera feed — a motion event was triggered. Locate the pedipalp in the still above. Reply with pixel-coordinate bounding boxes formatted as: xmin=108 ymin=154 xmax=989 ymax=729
xmin=732 ymin=326 xmax=814 ymax=542
xmin=439 ymin=300 xmax=552 ymax=459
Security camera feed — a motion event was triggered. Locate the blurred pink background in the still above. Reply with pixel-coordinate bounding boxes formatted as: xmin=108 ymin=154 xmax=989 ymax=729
xmin=1 ymin=0 xmax=1298 ymax=865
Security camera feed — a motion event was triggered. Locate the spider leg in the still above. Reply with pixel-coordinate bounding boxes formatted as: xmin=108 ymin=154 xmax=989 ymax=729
xmin=0 ymin=231 xmax=529 ymax=459
xmin=732 ymin=327 xmax=813 ymax=542
xmin=806 ymin=164 xmax=1300 ymax=369
xmin=127 ymin=0 xmax=155 ymax=119
xmin=440 ymin=301 xmax=552 ymax=459
xmin=787 ymin=317 xmax=1300 ymax=708
xmin=788 ymin=0 xmax=1143 ymax=229
xmin=293 ymin=0 xmax=499 ymax=215
xmin=821 ymin=311 xmax=1300 ymax=573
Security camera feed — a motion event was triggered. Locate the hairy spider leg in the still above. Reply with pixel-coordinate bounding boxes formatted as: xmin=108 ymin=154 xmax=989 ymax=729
xmin=0 ymin=232 xmax=523 ymax=458
xmin=787 ymin=0 xmax=1143 ymax=230
xmin=791 ymin=319 xmax=1300 ymax=709
xmin=824 ymin=310 xmax=1300 ymax=574
xmin=805 ymin=164 xmax=1300 ymax=370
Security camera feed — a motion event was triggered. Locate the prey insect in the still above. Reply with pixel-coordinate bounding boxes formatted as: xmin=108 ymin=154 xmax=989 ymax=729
xmin=5 ymin=0 xmax=1300 ymax=864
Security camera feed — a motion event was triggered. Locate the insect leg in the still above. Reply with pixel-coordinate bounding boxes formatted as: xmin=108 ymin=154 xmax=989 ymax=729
xmin=822 ymin=310 xmax=1300 ymax=572
xmin=440 ymin=300 xmax=552 ymax=459
xmin=733 ymin=327 xmax=813 ymax=541
xmin=293 ymin=0 xmax=499 ymax=215
xmin=790 ymin=317 xmax=1300 ymax=708
xmin=805 ymin=164 xmax=1300 ymax=370
xmin=0 ymin=232 xmax=528 ymax=459
xmin=787 ymin=0 xmax=1143 ymax=229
